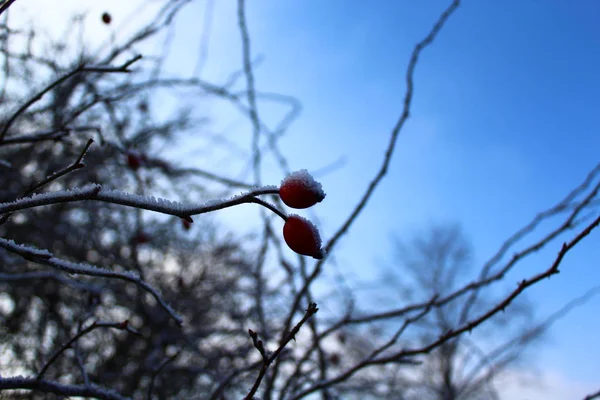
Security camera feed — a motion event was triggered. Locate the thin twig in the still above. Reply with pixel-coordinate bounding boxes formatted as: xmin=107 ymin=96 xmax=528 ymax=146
xmin=147 ymin=351 xmax=181 ymax=400
xmin=244 ymin=303 xmax=318 ymax=400
xmin=0 ymin=126 xmax=101 ymax=146
xmin=237 ymin=0 xmax=261 ymax=185
xmin=0 ymin=54 xmax=141 ymax=141
xmin=0 ymin=138 xmax=94 ymax=227
xmin=37 ymin=320 xmax=140 ymax=380
xmin=25 ymin=138 xmax=94 ymax=196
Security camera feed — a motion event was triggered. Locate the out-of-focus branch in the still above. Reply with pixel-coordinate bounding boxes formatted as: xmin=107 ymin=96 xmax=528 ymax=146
xmin=584 ymin=389 xmax=600 ymax=400
xmin=0 ymin=271 xmax=103 ymax=293
xmin=0 ymin=236 xmax=184 ymax=325
xmin=0 ymin=376 xmax=129 ymax=400
xmin=237 ymin=0 xmax=261 ymax=185
xmin=26 ymin=138 xmax=93 ymax=196
xmin=0 ymin=0 xmax=17 ymax=17
xmin=209 ymin=361 xmax=262 ymax=400
xmin=147 ymin=351 xmax=180 ymax=400
xmin=37 ymin=320 xmax=141 ymax=380
xmin=0 ymin=54 xmax=142 ymax=141
xmin=0 ymin=138 xmax=93 ymax=227
xmin=0 ymin=126 xmax=101 ymax=146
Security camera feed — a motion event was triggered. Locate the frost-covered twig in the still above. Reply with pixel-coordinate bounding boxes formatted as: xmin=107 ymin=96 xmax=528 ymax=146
xmin=0 ymin=184 xmax=281 ymax=221
xmin=0 ymin=236 xmax=183 ymax=325
xmin=0 ymin=376 xmax=129 ymax=400
xmin=38 ymin=320 xmax=141 ymax=381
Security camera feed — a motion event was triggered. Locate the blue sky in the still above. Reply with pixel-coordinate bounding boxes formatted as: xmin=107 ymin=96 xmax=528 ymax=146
xmin=206 ymin=1 xmax=600 ymax=396
xmin=13 ymin=1 xmax=600 ymax=398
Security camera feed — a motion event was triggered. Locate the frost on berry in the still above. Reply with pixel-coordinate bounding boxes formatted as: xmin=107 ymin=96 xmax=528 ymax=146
xmin=283 ymin=215 xmax=325 ymax=259
xmin=279 ymin=169 xmax=326 ymax=209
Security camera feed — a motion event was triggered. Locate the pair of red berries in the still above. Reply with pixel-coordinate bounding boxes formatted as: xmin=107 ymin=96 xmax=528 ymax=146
xmin=279 ymin=170 xmax=326 ymax=260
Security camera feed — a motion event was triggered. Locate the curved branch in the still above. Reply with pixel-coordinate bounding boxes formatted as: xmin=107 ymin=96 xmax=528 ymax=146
xmin=0 ymin=184 xmax=280 ymax=220
xmin=0 ymin=54 xmax=142 ymax=141
xmin=38 ymin=320 xmax=141 ymax=380
xmin=0 ymin=236 xmax=183 ymax=325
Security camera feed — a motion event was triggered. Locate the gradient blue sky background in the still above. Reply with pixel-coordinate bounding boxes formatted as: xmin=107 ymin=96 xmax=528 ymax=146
xmin=13 ymin=1 xmax=600 ymax=398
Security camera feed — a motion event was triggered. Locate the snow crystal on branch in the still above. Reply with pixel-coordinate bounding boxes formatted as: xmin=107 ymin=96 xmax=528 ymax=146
xmin=99 ymin=189 xmax=186 ymax=214
xmin=0 ymin=237 xmax=52 ymax=258
xmin=0 ymin=182 xmax=280 ymax=223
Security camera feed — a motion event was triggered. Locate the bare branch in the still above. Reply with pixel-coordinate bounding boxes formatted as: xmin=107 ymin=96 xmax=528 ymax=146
xmin=147 ymin=351 xmax=181 ymax=400
xmin=0 ymin=184 xmax=283 ymax=216
xmin=37 ymin=320 xmax=141 ymax=380
xmin=0 ymin=126 xmax=101 ymax=146
xmin=244 ymin=302 xmax=318 ymax=400
xmin=237 ymin=0 xmax=261 ymax=184
xmin=0 ymin=54 xmax=142 ymax=141
xmin=0 ymin=236 xmax=183 ymax=325
xmin=0 ymin=376 xmax=129 ymax=400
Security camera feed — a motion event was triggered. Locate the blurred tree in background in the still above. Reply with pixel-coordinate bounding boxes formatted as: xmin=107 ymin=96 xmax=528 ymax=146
xmin=381 ymin=225 xmax=542 ymax=400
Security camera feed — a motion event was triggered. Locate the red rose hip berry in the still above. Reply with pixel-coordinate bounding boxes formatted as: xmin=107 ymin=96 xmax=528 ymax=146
xmin=127 ymin=153 xmax=142 ymax=170
xmin=279 ymin=169 xmax=325 ymax=209
xmin=283 ymin=215 xmax=325 ymax=259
